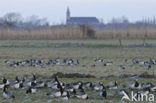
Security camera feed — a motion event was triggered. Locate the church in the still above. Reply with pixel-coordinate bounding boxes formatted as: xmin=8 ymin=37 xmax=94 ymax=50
xmin=66 ymin=7 xmax=104 ymax=28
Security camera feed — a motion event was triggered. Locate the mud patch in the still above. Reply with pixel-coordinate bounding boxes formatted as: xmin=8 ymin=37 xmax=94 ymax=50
xmin=50 ymin=72 xmax=96 ymax=78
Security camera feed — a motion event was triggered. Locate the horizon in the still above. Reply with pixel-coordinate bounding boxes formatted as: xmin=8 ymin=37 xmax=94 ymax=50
xmin=0 ymin=0 xmax=156 ymax=24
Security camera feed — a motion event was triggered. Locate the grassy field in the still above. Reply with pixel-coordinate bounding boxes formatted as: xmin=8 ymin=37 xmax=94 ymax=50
xmin=0 ymin=39 xmax=156 ymax=103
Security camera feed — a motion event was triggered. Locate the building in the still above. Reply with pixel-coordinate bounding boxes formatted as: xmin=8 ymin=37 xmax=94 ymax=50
xmin=66 ymin=7 xmax=104 ymax=28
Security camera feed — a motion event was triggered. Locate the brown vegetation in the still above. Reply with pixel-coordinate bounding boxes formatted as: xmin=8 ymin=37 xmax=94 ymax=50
xmin=0 ymin=25 xmax=156 ymax=40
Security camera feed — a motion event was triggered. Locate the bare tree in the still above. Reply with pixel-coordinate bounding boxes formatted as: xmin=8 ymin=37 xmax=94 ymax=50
xmin=25 ymin=15 xmax=49 ymax=27
xmin=3 ymin=12 xmax=22 ymax=27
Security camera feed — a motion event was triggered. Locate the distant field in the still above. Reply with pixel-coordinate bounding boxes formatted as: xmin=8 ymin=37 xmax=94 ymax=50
xmin=0 ymin=40 xmax=156 ymax=103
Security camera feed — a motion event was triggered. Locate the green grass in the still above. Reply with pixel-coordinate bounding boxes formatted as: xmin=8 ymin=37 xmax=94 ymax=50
xmin=0 ymin=39 xmax=156 ymax=103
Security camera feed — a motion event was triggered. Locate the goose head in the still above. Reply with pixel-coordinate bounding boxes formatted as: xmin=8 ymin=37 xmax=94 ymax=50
xmin=134 ymin=80 xmax=139 ymax=87
xmin=32 ymin=74 xmax=36 ymax=81
xmin=115 ymin=81 xmax=118 ymax=86
xmin=15 ymin=76 xmax=20 ymax=82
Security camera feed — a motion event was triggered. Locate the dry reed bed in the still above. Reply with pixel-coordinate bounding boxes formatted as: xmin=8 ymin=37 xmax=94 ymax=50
xmin=0 ymin=26 xmax=156 ymax=39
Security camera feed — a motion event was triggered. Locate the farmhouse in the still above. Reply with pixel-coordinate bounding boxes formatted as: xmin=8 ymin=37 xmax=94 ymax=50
xmin=66 ymin=7 xmax=104 ymax=28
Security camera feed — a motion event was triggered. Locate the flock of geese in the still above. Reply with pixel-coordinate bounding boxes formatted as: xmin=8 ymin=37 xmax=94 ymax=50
xmin=4 ymin=58 xmax=80 ymax=67
xmin=4 ymin=57 xmax=156 ymax=70
xmin=1 ymin=57 xmax=156 ymax=101
xmin=0 ymin=74 xmax=156 ymax=100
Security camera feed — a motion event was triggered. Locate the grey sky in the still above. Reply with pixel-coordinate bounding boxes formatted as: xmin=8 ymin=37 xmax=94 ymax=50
xmin=0 ymin=0 xmax=155 ymax=24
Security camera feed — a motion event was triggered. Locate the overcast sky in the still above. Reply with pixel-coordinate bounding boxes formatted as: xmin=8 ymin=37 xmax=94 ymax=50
xmin=0 ymin=0 xmax=155 ymax=24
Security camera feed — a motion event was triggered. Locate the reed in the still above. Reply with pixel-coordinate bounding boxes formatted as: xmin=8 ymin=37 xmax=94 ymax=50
xmin=0 ymin=25 xmax=156 ymax=40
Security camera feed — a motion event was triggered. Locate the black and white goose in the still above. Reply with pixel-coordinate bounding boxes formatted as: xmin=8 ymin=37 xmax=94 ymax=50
xmin=0 ymin=77 xmax=9 ymax=89
xmin=104 ymin=62 xmax=113 ymax=66
xmin=2 ymin=85 xmax=15 ymax=99
xmin=92 ymin=82 xmax=105 ymax=91
xmin=64 ymin=85 xmax=75 ymax=93
xmin=50 ymin=76 xmax=64 ymax=89
xmin=82 ymin=82 xmax=92 ymax=89
xmin=36 ymin=81 xmax=46 ymax=88
xmin=45 ymin=80 xmax=53 ymax=88
xmin=142 ymin=83 xmax=153 ymax=89
xmin=119 ymin=65 xmax=125 ymax=70
xmin=26 ymin=82 xmax=37 ymax=94
xmin=94 ymin=58 xmax=103 ymax=62
xmin=3 ymin=77 xmax=9 ymax=85
xmin=134 ymin=88 xmax=150 ymax=98
xmin=10 ymin=76 xmax=23 ymax=89
xmin=59 ymin=91 xmax=70 ymax=100
xmin=74 ymin=86 xmax=88 ymax=99
xmin=24 ymin=74 xmax=36 ymax=87
xmin=69 ymin=81 xmax=82 ymax=90
xmin=124 ymin=80 xmax=141 ymax=89
xmin=46 ymin=87 xmax=64 ymax=98
xmin=100 ymin=88 xmax=107 ymax=99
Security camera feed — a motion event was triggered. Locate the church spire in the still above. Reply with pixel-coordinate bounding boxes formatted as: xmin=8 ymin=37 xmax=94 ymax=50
xmin=66 ymin=7 xmax=70 ymax=22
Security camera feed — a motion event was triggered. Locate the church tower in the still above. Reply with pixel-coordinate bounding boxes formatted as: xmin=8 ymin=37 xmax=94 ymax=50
xmin=66 ymin=7 xmax=70 ymax=22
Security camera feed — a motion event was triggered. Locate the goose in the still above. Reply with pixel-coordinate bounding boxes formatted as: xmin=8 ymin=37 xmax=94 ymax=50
xmin=75 ymin=59 xmax=80 ymax=65
xmin=2 ymin=77 xmax=10 ymax=85
xmin=69 ymin=81 xmax=82 ymax=90
xmin=100 ymin=88 xmax=107 ymax=99
xmin=23 ymin=75 xmax=36 ymax=87
xmin=46 ymin=59 xmax=53 ymax=65
xmin=124 ymin=80 xmax=141 ymax=89
xmin=46 ymin=87 xmax=64 ymax=98
xmin=149 ymin=58 xmax=154 ymax=64
xmin=45 ymin=80 xmax=55 ymax=88
xmin=0 ymin=77 xmax=8 ymax=89
xmin=4 ymin=60 xmax=10 ymax=64
xmin=60 ymin=91 xmax=70 ymax=100
xmin=132 ymin=58 xmax=139 ymax=64
xmin=26 ymin=87 xmax=37 ymax=94
xmin=0 ymin=77 xmax=9 ymax=89
xmin=92 ymin=82 xmax=105 ymax=91
xmin=51 ymin=82 xmax=62 ymax=89
xmin=10 ymin=76 xmax=23 ymax=89
xmin=36 ymin=81 xmax=46 ymax=88
xmin=142 ymin=83 xmax=153 ymax=89
xmin=119 ymin=65 xmax=125 ymax=70
xmin=26 ymin=82 xmax=37 ymax=94
xmin=74 ymin=87 xmax=88 ymax=99
xmin=62 ymin=58 xmax=68 ymax=64
xmin=50 ymin=77 xmax=63 ymax=89
xmin=94 ymin=58 xmax=103 ymax=62
xmin=104 ymin=62 xmax=113 ymax=66
xmin=45 ymin=80 xmax=64 ymax=89
xmin=53 ymin=58 xmax=60 ymax=65
xmin=2 ymin=85 xmax=15 ymax=99
xmin=82 ymin=82 xmax=92 ymax=89
xmin=107 ymin=81 xmax=118 ymax=90
xmin=133 ymin=80 xmax=141 ymax=89
xmin=139 ymin=61 xmax=145 ymax=65
xmin=64 ymin=85 xmax=75 ymax=93
xmin=145 ymin=64 xmax=151 ymax=69
xmin=134 ymin=88 xmax=150 ymax=98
